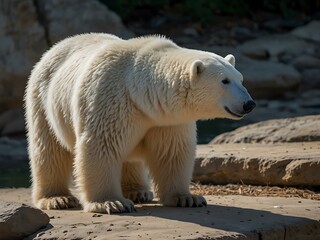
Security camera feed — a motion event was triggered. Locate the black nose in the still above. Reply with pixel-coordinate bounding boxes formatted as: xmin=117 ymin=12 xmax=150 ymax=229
xmin=243 ymin=100 xmax=256 ymax=113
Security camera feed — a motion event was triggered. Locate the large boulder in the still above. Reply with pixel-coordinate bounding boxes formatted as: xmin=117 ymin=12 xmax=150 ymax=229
xmin=0 ymin=0 xmax=133 ymax=111
xmin=211 ymin=115 xmax=320 ymax=144
xmin=0 ymin=201 xmax=49 ymax=240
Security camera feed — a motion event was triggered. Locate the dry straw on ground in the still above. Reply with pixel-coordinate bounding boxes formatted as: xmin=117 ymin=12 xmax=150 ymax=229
xmin=190 ymin=183 xmax=320 ymax=201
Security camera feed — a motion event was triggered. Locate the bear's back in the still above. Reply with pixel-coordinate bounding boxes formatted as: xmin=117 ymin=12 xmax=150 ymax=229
xmin=28 ymin=33 xmax=123 ymax=99
xmin=38 ymin=33 xmax=122 ymax=73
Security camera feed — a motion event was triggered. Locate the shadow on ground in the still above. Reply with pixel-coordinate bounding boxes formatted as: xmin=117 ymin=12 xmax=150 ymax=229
xmin=123 ymin=202 xmax=319 ymax=238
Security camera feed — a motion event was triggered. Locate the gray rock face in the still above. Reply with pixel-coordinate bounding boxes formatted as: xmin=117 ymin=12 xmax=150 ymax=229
xmin=0 ymin=0 xmax=48 ymax=110
xmin=37 ymin=0 xmax=134 ymax=45
xmin=211 ymin=115 xmax=320 ymax=144
xmin=292 ymin=20 xmax=320 ymax=42
xmin=194 ymin=142 xmax=320 ymax=186
xmin=0 ymin=201 xmax=49 ymax=240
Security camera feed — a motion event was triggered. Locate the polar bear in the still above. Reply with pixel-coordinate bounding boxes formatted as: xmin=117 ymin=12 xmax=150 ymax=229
xmin=25 ymin=33 xmax=255 ymax=214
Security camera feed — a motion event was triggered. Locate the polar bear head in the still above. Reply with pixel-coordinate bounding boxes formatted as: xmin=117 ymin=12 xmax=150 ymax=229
xmin=188 ymin=53 xmax=255 ymax=120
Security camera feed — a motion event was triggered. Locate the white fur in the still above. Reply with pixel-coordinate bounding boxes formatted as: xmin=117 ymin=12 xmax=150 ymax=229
xmin=25 ymin=33 xmax=253 ymax=213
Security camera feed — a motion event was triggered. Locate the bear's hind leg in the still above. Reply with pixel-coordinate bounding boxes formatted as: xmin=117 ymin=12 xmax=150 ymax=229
xmin=122 ymin=162 xmax=153 ymax=203
xmin=28 ymin=117 xmax=79 ymax=210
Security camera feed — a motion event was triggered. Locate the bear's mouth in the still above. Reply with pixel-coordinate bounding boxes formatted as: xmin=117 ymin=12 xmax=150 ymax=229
xmin=224 ymin=106 xmax=244 ymax=118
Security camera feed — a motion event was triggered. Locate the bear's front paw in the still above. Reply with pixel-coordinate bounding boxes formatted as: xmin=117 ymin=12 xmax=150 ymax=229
xmin=163 ymin=194 xmax=207 ymax=207
xmin=35 ymin=195 xmax=80 ymax=210
xmin=83 ymin=198 xmax=135 ymax=214
xmin=124 ymin=190 xmax=153 ymax=203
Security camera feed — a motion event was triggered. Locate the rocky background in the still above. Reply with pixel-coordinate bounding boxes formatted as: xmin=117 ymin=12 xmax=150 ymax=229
xmin=0 ymin=0 xmax=319 ymax=188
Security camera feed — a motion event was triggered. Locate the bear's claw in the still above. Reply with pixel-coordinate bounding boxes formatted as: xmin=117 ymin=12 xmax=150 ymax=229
xmin=124 ymin=190 xmax=154 ymax=203
xmin=36 ymin=195 xmax=80 ymax=210
xmin=163 ymin=194 xmax=207 ymax=208
xmin=84 ymin=198 xmax=135 ymax=214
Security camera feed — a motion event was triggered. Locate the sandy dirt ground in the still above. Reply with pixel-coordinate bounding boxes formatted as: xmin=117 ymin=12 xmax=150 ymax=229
xmin=0 ymin=188 xmax=319 ymax=239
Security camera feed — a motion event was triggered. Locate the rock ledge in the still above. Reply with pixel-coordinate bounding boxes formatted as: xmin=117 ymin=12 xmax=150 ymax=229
xmin=194 ymin=142 xmax=320 ymax=186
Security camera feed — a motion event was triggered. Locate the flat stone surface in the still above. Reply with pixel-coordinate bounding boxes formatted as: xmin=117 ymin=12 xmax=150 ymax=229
xmin=0 ymin=200 xmax=49 ymax=240
xmin=0 ymin=188 xmax=319 ymax=240
xmin=194 ymin=142 xmax=320 ymax=186
xmin=211 ymin=115 xmax=320 ymax=144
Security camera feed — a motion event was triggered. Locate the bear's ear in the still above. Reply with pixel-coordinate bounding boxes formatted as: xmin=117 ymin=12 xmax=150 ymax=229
xmin=225 ymin=54 xmax=235 ymax=67
xmin=190 ymin=60 xmax=205 ymax=80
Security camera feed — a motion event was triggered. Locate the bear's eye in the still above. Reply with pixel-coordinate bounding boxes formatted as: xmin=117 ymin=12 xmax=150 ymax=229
xmin=222 ymin=79 xmax=230 ymax=84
